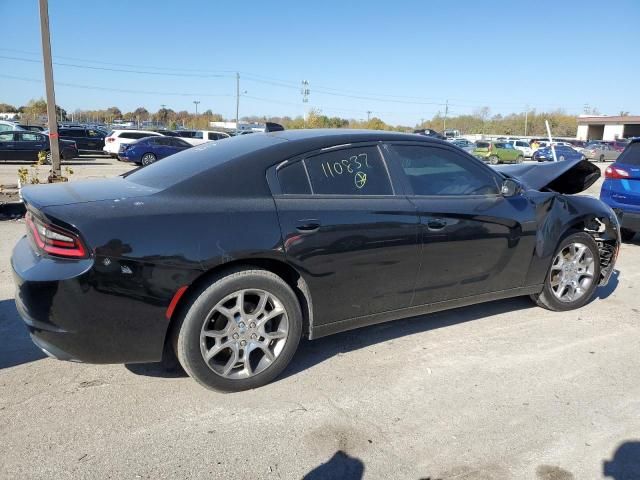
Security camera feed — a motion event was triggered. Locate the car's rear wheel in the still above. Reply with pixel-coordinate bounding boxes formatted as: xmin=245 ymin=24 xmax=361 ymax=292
xmin=489 ymin=155 xmax=499 ymax=165
xmin=599 ymin=154 xmax=605 ymax=162
xmin=531 ymin=232 xmax=600 ymax=311
xmin=621 ymin=228 xmax=636 ymax=242
xmin=174 ymin=268 xmax=302 ymax=392
xmin=516 ymin=155 xmax=524 ymax=164
xmin=141 ymin=153 xmax=156 ymax=166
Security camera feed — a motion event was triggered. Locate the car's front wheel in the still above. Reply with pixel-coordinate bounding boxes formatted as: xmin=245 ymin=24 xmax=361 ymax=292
xmin=174 ymin=268 xmax=303 ymax=392
xmin=516 ymin=155 xmax=524 ymax=164
xmin=489 ymin=155 xmax=499 ymax=165
xmin=531 ymin=232 xmax=600 ymax=311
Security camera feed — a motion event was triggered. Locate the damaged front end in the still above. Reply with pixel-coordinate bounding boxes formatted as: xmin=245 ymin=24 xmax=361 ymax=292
xmin=498 ymin=158 xmax=620 ymax=286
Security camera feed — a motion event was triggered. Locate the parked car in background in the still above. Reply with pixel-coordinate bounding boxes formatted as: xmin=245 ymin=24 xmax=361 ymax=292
xmin=16 ymin=124 xmax=45 ymax=132
xmin=0 ymin=131 xmax=77 ymax=161
xmin=443 ymin=129 xmax=461 ymax=140
xmin=174 ymin=130 xmax=230 ymax=145
xmin=600 ymin=139 xmax=640 ymax=242
xmin=12 ymin=130 xmax=619 ymax=392
xmin=0 ymin=120 xmax=24 ymax=132
xmin=57 ymin=127 xmax=106 ymax=152
xmin=151 ymin=129 xmax=181 ymax=137
xmin=451 ymin=138 xmax=476 ymax=153
xmin=474 ymin=141 xmax=524 ymax=164
xmin=608 ymin=139 xmax=630 ymax=152
xmin=583 ymin=143 xmax=620 ymax=162
xmin=533 ymin=145 xmax=584 ymax=162
xmin=103 ymin=129 xmax=163 ymax=158
xmin=509 ymin=139 xmax=533 ymax=158
xmin=118 ymin=136 xmax=192 ymax=165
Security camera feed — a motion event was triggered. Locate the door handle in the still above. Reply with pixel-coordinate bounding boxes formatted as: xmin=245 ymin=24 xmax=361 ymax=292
xmin=296 ymin=220 xmax=321 ymax=233
xmin=426 ymin=218 xmax=447 ymax=231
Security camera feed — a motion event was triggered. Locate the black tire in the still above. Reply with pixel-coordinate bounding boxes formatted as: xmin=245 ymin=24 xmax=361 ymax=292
xmin=621 ymin=228 xmax=636 ymax=242
xmin=599 ymin=154 xmax=605 ymax=162
xmin=174 ymin=268 xmax=302 ymax=392
xmin=530 ymin=232 xmax=600 ymax=312
xmin=45 ymin=151 xmax=52 ymax=164
xmin=141 ymin=153 xmax=156 ymax=166
xmin=516 ymin=155 xmax=524 ymax=164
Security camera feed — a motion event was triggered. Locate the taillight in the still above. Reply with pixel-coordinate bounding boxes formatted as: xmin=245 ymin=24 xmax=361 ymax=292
xmin=605 ymin=165 xmax=630 ymax=179
xmin=25 ymin=212 xmax=88 ymax=258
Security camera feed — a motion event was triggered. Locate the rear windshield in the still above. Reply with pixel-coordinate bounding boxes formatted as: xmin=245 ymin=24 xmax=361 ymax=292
xmin=617 ymin=142 xmax=640 ymax=166
xmin=125 ymin=133 xmax=281 ymax=189
xmin=476 ymin=142 xmax=490 ymax=148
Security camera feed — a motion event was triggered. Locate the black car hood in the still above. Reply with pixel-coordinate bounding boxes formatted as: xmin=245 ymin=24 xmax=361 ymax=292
xmin=495 ymin=158 xmax=601 ymax=194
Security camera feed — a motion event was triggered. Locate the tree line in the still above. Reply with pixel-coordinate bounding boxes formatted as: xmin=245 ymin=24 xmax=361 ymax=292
xmin=1 ymin=99 xmax=582 ymax=137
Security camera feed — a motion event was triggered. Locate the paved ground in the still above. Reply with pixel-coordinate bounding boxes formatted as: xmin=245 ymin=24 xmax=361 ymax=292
xmin=1 ymin=160 xmax=640 ymax=479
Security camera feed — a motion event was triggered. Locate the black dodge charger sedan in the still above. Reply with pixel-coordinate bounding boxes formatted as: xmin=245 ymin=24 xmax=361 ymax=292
xmin=12 ymin=130 xmax=620 ymax=391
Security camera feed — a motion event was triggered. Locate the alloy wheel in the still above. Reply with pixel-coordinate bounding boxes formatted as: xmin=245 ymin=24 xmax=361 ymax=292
xmin=142 ymin=153 xmax=156 ymax=165
xmin=199 ymin=289 xmax=289 ymax=379
xmin=549 ymin=242 xmax=595 ymax=303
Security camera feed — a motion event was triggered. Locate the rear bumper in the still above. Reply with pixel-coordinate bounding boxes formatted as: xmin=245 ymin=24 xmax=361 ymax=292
xmin=11 ymin=235 xmax=169 ymax=364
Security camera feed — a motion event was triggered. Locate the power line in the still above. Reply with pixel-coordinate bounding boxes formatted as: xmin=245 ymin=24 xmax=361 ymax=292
xmin=0 ymin=55 xmax=233 ymax=78
xmin=0 ymin=51 xmax=592 ymax=111
xmin=0 ymin=73 xmax=234 ymax=98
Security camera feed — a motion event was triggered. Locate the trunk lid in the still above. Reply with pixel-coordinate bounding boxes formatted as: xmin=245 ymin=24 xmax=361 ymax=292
xmin=21 ymin=177 xmax=158 ymax=210
xmin=495 ymin=158 xmax=600 ymax=194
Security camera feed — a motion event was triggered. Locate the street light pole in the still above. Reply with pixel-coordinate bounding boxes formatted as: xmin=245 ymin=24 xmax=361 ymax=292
xmin=235 ymin=72 xmax=240 ymax=133
xmin=193 ymin=100 xmax=200 ymax=129
xmin=524 ymin=105 xmax=529 ymax=137
xmin=38 ymin=0 xmax=61 ymax=180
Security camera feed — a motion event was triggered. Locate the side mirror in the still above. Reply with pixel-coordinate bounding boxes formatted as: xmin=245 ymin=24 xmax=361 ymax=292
xmin=501 ymin=178 xmax=522 ymax=197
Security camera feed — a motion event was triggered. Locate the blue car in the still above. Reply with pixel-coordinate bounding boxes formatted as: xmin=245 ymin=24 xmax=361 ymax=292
xmin=533 ymin=145 xmax=584 ymax=162
xmin=600 ymin=138 xmax=640 ymax=242
xmin=119 ymin=136 xmax=192 ymax=165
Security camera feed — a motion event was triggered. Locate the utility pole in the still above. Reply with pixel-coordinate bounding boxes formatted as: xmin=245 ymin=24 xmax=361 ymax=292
xmin=192 ymin=101 xmax=200 ymax=129
xmin=366 ymin=110 xmax=372 ymax=122
xmin=524 ymin=105 xmax=529 ymax=137
xmin=301 ymin=80 xmax=310 ymax=127
xmin=160 ymin=104 xmax=166 ymax=128
xmin=38 ymin=0 xmax=61 ymax=180
xmin=235 ymin=72 xmax=240 ymax=133
xmin=443 ymin=99 xmax=449 ymax=131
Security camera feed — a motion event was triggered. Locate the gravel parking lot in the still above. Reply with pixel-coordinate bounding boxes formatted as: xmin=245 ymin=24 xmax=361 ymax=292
xmin=1 ymin=161 xmax=639 ymax=479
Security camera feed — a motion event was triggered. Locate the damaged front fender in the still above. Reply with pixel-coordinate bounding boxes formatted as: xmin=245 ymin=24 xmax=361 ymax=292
xmin=524 ymin=192 xmax=620 ymax=287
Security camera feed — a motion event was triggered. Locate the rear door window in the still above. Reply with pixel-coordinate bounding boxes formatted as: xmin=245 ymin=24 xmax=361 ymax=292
xmin=617 ymin=142 xmax=640 ymax=166
xmin=303 ymin=146 xmax=393 ymax=196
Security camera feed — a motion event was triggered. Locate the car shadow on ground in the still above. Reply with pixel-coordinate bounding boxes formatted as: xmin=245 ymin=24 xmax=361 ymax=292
xmin=593 ymin=269 xmax=620 ymax=300
xmin=279 ymin=296 xmax=535 ymax=381
xmin=125 ymin=275 xmax=623 ymax=382
xmin=0 ymin=298 xmax=46 ymax=369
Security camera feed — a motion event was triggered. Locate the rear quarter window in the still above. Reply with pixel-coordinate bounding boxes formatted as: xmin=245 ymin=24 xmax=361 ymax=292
xmin=617 ymin=142 xmax=640 ymax=166
xmin=304 ymin=146 xmax=392 ymax=196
